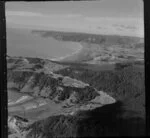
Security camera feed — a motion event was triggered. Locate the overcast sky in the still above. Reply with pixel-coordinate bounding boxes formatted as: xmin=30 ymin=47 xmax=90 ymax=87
xmin=6 ymin=0 xmax=144 ymax=37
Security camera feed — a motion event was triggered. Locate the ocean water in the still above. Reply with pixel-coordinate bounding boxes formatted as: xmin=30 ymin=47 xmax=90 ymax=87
xmin=6 ymin=27 xmax=81 ymax=59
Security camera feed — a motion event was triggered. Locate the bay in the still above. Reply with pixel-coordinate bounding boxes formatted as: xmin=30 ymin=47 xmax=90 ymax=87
xmin=7 ymin=27 xmax=81 ymax=60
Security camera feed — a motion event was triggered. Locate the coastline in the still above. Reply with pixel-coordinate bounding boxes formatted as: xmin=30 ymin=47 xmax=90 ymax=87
xmin=50 ymin=43 xmax=83 ymax=61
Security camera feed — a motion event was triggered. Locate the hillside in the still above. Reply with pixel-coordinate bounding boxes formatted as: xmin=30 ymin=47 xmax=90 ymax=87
xmin=32 ymin=30 xmax=143 ymax=45
xmin=55 ymin=61 xmax=145 ymax=117
xmin=7 ymin=56 xmax=145 ymax=137
xmin=7 ymin=56 xmax=116 ymax=137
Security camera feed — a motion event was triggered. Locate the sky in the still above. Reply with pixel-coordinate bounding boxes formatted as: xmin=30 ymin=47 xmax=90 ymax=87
xmin=6 ymin=0 xmax=144 ymax=37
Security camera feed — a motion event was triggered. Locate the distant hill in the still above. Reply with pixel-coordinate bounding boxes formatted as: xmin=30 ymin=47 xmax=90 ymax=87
xmin=32 ymin=30 xmax=144 ymax=64
xmin=32 ymin=30 xmax=144 ymax=45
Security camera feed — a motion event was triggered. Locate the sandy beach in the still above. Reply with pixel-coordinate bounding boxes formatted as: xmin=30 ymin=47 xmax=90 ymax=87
xmin=50 ymin=43 xmax=83 ymax=61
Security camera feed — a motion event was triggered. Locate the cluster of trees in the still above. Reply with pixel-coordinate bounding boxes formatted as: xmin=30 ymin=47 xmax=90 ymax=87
xmin=56 ymin=64 xmax=144 ymax=98
xmin=26 ymin=115 xmax=78 ymax=138
xmin=8 ymin=70 xmax=34 ymax=89
xmin=55 ymin=63 xmax=145 ymax=117
xmin=26 ymin=57 xmax=45 ymax=65
xmin=26 ymin=101 xmax=145 ymax=137
xmin=7 ymin=58 xmax=17 ymax=63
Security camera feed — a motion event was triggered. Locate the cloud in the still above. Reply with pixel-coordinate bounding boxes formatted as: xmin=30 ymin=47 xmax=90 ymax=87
xmin=113 ymin=24 xmax=137 ymax=30
xmin=6 ymin=10 xmax=83 ymax=20
xmin=6 ymin=10 xmax=44 ymax=17
xmin=6 ymin=11 xmax=144 ymax=37
xmin=65 ymin=14 xmax=82 ymax=18
xmin=42 ymin=13 xmax=83 ymax=19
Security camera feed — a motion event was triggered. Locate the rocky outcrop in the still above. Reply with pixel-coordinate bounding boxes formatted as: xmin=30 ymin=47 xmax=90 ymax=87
xmin=8 ymin=70 xmax=99 ymax=103
xmin=8 ymin=116 xmax=30 ymax=138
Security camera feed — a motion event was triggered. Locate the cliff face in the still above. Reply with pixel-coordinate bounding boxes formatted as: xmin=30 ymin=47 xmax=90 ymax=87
xmin=7 ymin=56 xmax=116 ymax=137
xmin=8 ymin=70 xmax=99 ymax=103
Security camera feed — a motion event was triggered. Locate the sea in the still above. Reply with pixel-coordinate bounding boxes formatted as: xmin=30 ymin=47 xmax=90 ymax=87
xmin=7 ymin=27 xmax=82 ymax=60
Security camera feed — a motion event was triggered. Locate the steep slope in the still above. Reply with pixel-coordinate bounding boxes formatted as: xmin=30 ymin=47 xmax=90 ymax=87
xmin=55 ymin=61 xmax=145 ymax=119
xmin=7 ymin=56 xmax=116 ymax=137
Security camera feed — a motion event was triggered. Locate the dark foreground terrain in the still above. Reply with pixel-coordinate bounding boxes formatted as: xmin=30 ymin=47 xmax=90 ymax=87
xmin=26 ymin=102 xmax=145 ymax=137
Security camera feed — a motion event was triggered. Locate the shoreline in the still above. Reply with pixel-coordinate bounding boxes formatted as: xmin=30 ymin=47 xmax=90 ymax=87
xmin=50 ymin=43 xmax=83 ymax=61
